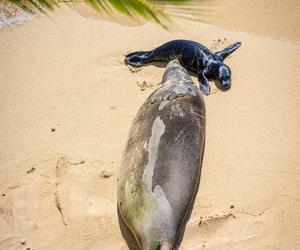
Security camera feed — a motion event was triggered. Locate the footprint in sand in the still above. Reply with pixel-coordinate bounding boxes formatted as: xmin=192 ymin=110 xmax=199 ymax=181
xmin=210 ymin=37 xmax=228 ymax=50
xmin=128 ymin=65 xmax=142 ymax=73
xmin=136 ymin=80 xmax=159 ymax=91
xmin=198 ymin=211 xmax=236 ymax=227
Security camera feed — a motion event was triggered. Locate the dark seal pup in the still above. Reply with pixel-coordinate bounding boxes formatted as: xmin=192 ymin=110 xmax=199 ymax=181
xmin=125 ymin=39 xmax=241 ymax=95
xmin=117 ymin=59 xmax=206 ymax=250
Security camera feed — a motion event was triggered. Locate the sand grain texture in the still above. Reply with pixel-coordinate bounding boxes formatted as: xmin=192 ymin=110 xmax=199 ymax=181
xmin=0 ymin=2 xmax=299 ymax=250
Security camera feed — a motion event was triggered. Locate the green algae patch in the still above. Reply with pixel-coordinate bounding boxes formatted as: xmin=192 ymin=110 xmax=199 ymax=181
xmin=122 ymin=182 xmax=155 ymax=222
xmin=155 ymin=241 xmax=162 ymax=250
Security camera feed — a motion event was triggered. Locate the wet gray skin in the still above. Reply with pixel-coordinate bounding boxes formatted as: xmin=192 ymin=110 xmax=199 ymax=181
xmin=117 ymin=60 xmax=206 ymax=250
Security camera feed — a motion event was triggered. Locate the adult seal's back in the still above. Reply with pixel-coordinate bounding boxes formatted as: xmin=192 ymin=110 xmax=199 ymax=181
xmin=125 ymin=39 xmax=241 ymax=95
xmin=117 ymin=60 xmax=205 ymax=250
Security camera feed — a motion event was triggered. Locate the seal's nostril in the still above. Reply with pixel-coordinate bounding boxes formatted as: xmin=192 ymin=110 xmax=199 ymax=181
xmin=222 ymin=81 xmax=231 ymax=89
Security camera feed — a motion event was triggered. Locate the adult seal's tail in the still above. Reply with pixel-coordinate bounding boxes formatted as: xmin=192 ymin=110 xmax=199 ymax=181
xmin=125 ymin=39 xmax=241 ymax=95
xmin=117 ymin=60 xmax=206 ymax=250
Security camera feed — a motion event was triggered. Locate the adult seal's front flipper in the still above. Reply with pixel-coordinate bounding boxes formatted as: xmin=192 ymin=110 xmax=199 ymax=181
xmin=215 ymin=42 xmax=242 ymax=61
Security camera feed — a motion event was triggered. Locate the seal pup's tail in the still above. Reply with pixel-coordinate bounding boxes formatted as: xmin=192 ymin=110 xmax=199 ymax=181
xmin=215 ymin=41 xmax=241 ymax=61
xmin=125 ymin=51 xmax=153 ymax=67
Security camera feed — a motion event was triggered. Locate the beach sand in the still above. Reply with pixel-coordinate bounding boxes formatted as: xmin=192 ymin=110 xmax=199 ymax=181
xmin=167 ymin=0 xmax=300 ymax=42
xmin=0 ymin=1 xmax=299 ymax=249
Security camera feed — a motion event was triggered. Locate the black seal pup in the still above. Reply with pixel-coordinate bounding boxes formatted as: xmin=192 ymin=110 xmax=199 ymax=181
xmin=117 ymin=59 xmax=206 ymax=250
xmin=125 ymin=39 xmax=241 ymax=95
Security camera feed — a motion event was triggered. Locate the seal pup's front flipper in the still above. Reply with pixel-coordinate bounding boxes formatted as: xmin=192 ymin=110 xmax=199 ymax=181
xmin=215 ymin=41 xmax=241 ymax=61
xmin=198 ymin=70 xmax=210 ymax=96
xmin=125 ymin=51 xmax=153 ymax=67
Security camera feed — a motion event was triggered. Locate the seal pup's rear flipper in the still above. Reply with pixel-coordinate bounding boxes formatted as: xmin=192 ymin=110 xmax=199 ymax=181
xmin=125 ymin=51 xmax=153 ymax=67
xmin=215 ymin=41 xmax=241 ymax=61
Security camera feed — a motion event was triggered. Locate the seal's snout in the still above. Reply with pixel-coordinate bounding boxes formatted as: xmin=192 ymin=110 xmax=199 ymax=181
xmin=162 ymin=59 xmax=192 ymax=85
xmin=167 ymin=59 xmax=180 ymax=67
xmin=221 ymin=80 xmax=231 ymax=90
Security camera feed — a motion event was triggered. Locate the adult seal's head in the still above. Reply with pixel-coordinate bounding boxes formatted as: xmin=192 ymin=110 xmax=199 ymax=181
xmin=125 ymin=39 xmax=241 ymax=95
xmin=117 ymin=60 xmax=205 ymax=250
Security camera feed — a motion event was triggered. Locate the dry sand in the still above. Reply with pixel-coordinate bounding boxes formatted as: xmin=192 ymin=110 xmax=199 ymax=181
xmin=167 ymin=0 xmax=300 ymax=42
xmin=0 ymin=1 xmax=299 ymax=249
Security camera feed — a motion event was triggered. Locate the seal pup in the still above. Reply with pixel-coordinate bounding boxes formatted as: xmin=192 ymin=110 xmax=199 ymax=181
xmin=125 ymin=39 xmax=241 ymax=95
xmin=117 ymin=59 xmax=206 ymax=250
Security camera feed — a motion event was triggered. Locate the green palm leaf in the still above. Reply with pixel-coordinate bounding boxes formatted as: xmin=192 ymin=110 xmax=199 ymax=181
xmin=5 ymin=0 xmax=193 ymax=28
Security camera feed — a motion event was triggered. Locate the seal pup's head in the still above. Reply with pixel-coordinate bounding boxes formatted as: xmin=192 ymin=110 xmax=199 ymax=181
xmin=213 ymin=41 xmax=241 ymax=91
xmin=217 ymin=64 xmax=232 ymax=90
xmin=207 ymin=61 xmax=232 ymax=91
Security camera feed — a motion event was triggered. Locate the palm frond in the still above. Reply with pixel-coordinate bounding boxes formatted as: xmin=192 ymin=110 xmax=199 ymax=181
xmin=5 ymin=0 xmax=192 ymax=28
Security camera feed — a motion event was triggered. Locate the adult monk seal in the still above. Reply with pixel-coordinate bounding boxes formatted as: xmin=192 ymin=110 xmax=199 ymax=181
xmin=125 ymin=39 xmax=241 ymax=95
xmin=117 ymin=59 xmax=206 ymax=250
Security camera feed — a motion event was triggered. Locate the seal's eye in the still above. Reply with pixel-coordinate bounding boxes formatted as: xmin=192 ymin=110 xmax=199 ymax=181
xmin=220 ymin=75 xmax=230 ymax=81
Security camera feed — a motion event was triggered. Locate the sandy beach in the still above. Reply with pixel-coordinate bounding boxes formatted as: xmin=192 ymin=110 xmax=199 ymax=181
xmin=0 ymin=1 xmax=299 ymax=249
